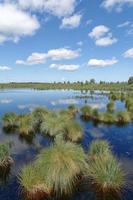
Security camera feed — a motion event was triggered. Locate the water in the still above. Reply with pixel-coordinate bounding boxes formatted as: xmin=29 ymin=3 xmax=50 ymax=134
xmin=0 ymin=89 xmax=132 ymax=200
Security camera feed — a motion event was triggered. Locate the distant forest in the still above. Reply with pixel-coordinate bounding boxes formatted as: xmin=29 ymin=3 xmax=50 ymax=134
xmin=0 ymin=77 xmax=133 ymax=91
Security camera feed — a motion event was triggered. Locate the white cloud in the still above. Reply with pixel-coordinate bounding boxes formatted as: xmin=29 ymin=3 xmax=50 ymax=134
xmin=0 ymin=66 xmax=11 ymax=71
xmin=16 ymin=52 xmax=47 ymax=65
xmin=118 ymin=21 xmax=131 ymax=28
xmin=47 ymin=48 xmax=80 ymax=60
xmin=102 ymin=0 xmax=133 ymax=12
xmin=88 ymin=58 xmax=118 ymax=67
xmin=89 ymin=25 xmax=117 ymax=46
xmin=50 ymin=64 xmax=79 ymax=71
xmin=95 ymin=35 xmax=117 ymax=46
xmin=61 ymin=14 xmax=82 ymax=29
xmin=123 ymin=48 xmax=133 ymax=58
xmin=16 ymin=48 xmax=80 ymax=65
xmin=0 ymin=3 xmax=40 ymax=44
xmin=89 ymin=25 xmax=109 ymax=39
xmin=18 ymin=0 xmax=77 ymax=17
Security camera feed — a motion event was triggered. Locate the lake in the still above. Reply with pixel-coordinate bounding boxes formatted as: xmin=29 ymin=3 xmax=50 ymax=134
xmin=0 ymin=89 xmax=133 ymax=200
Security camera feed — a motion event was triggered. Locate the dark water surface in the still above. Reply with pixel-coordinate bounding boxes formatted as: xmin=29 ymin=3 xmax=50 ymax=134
xmin=0 ymin=89 xmax=133 ymax=200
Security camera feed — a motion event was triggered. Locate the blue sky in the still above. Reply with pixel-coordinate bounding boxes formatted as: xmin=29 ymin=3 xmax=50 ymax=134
xmin=0 ymin=0 xmax=133 ymax=83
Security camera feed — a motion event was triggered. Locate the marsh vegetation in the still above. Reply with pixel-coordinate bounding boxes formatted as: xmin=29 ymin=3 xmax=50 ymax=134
xmin=0 ymin=89 xmax=133 ymax=200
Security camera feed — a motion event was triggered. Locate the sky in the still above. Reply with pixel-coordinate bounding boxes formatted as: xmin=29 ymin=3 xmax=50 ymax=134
xmin=0 ymin=0 xmax=133 ymax=83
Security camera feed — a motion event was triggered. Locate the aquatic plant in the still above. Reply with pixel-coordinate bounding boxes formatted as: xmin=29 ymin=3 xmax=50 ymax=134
xmin=115 ymin=111 xmax=131 ymax=124
xmin=88 ymin=140 xmax=111 ymax=159
xmin=59 ymin=109 xmax=74 ymax=121
xmin=87 ymin=154 xmax=125 ymax=194
xmin=31 ymin=107 xmax=49 ymax=128
xmin=81 ymin=105 xmax=92 ymax=119
xmin=64 ymin=120 xmax=83 ymax=142
xmin=68 ymin=104 xmax=78 ymax=115
xmin=3 ymin=112 xmax=18 ymax=129
xmin=19 ymin=163 xmax=50 ymax=200
xmin=40 ymin=113 xmax=65 ymax=137
xmin=36 ymin=137 xmax=87 ymax=196
xmin=109 ymin=92 xmax=118 ymax=101
xmin=91 ymin=109 xmax=100 ymax=120
xmin=125 ymin=98 xmax=133 ymax=109
xmin=17 ymin=114 xmax=35 ymax=136
xmin=103 ymin=112 xmax=115 ymax=124
xmin=0 ymin=143 xmax=13 ymax=168
xmin=121 ymin=92 xmax=126 ymax=101
xmin=107 ymin=101 xmax=115 ymax=113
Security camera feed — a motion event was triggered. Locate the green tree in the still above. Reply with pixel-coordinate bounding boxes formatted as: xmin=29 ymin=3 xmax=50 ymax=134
xmin=128 ymin=76 xmax=133 ymax=84
xmin=90 ymin=79 xmax=95 ymax=84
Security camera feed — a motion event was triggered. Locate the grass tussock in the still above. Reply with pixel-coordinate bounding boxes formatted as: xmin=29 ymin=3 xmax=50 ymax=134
xmin=87 ymin=140 xmax=125 ymax=195
xmin=64 ymin=120 xmax=83 ymax=142
xmin=80 ymin=105 xmax=92 ymax=119
xmin=17 ymin=114 xmax=35 ymax=136
xmin=88 ymin=140 xmax=111 ymax=159
xmin=107 ymin=101 xmax=115 ymax=113
xmin=87 ymin=154 xmax=125 ymax=194
xmin=18 ymin=163 xmax=50 ymax=200
xmin=0 ymin=143 xmax=13 ymax=168
xmin=3 ymin=112 xmax=18 ymax=130
xmin=36 ymin=137 xmax=87 ymax=196
xmin=19 ymin=137 xmax=87 ymax=198
xmin=40 ymin=112 xmax=66 ymax=137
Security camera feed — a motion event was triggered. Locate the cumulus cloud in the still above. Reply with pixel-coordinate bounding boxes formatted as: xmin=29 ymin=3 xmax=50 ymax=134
xmin=101 ymin=0 xmax=133 ymax=12
xmin=16 ymin=48 xmax=80 ymax=65
xmin=47 ymin=48 xmax=80 ymax=60
xmin=88 ymin=58 xmax=118 ymax=67
xmin=95 ymin=35 xmax=117 ymax=46
xmin=89 ymin=25 xmax=109 ymax=39
xmin=61 ymin=14 xmax=82 ymax=29
xmin=123 ymin=48 xmax=133 ymax=58
xmin=89 ymin=25 xmax=117 ymax=46
xmin=0 ymin=3 xmax=40 ymax=44
xmin=18 ymin=0 xmax=77 ymax=17
xmin=16 ymin=53 xmax=47 ymax=65
xmin=50 ymin=63 xmax=79 ymax=71
xmin=0 ymin=66 xmax=11 ymax=71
